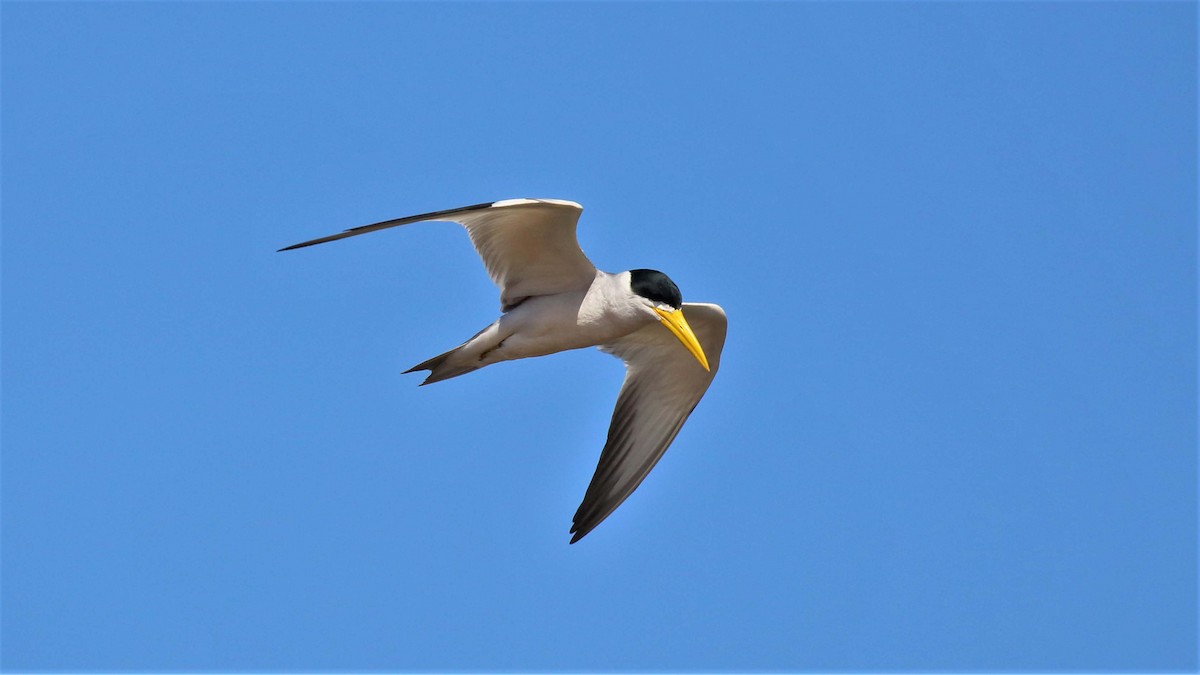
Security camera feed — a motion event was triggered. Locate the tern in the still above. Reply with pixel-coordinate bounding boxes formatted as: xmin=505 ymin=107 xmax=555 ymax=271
xmin=280 ymin=198 xmax=727 ymax=543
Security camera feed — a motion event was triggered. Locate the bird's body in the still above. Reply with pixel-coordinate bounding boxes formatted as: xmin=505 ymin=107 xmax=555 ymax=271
xmin=407 ymin=270 xmax=671 ymax=384
xmin=281 ymin=198 xmax=726 ymax=542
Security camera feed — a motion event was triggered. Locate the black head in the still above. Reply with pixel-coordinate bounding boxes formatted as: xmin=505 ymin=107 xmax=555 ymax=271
xmin=630 ymin=269 xmax=683 ymax=309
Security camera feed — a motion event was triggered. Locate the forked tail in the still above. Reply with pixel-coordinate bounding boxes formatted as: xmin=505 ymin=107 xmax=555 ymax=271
xmin=403 ymin=347 xmax=482 ymax=386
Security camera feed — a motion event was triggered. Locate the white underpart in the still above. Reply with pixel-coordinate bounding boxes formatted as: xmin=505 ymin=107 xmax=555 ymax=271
xmin=481 ymin=271 xmax=651 ymax=364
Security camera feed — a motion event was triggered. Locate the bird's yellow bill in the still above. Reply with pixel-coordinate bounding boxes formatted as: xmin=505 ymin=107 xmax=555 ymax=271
xmin=653 ymin=307 xmax=711 ymax=371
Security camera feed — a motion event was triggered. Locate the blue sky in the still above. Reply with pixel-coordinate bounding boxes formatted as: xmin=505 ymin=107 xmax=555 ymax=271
xmin=2 ymin=2 xmax=1195 ymax=671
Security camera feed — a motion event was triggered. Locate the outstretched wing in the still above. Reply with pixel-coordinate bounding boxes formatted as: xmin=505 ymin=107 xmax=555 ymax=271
xmin=571 ymin=303 xmax=728 ymax=543
xmin=279 ymin=199 xmax=597 ymax=309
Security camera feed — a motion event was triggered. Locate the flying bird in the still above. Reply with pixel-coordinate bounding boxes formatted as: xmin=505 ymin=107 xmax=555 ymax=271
xmin=279 ymin=198 xmax=727 ymax=543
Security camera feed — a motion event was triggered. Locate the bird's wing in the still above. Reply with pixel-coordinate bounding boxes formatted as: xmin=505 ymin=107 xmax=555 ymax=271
xmin=279 ymin=199 xmax=597 ymax=309
xmin=571 ymin=302 xmax=728 ymax=543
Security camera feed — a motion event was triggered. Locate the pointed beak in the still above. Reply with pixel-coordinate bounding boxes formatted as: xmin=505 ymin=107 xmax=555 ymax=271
xmin=653 ymin=307 xmax=711 ymax=371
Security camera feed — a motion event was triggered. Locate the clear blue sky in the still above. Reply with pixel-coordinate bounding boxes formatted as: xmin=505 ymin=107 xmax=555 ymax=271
xmin=2 ymin=2 xmax=1195 ymax=671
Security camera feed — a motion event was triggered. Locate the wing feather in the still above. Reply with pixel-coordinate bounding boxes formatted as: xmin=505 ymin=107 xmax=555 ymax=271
xmin=279 ymin=199 xmax=596 ymax=309
xmin=571 ymin=303 xmax=728 ymax=543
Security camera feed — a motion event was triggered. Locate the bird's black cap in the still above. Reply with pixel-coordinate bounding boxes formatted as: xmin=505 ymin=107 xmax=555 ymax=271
xmin=630 ymin=269 xmax=682 ymax=309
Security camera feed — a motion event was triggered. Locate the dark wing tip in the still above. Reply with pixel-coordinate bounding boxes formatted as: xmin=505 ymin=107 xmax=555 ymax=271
xmin=276 ymin=201 xmax=500 ymax=253
xmin=569 ymin=507 xmax=606 ymax=543
xmin=276 ymin=230 xmax=359 ymax=252
xmin=568 ymin=521 xmax=593 ymax=544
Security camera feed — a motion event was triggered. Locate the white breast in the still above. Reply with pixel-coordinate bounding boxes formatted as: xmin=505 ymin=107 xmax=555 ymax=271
xmin=491 ymin=271 xmax=650 ymax=362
